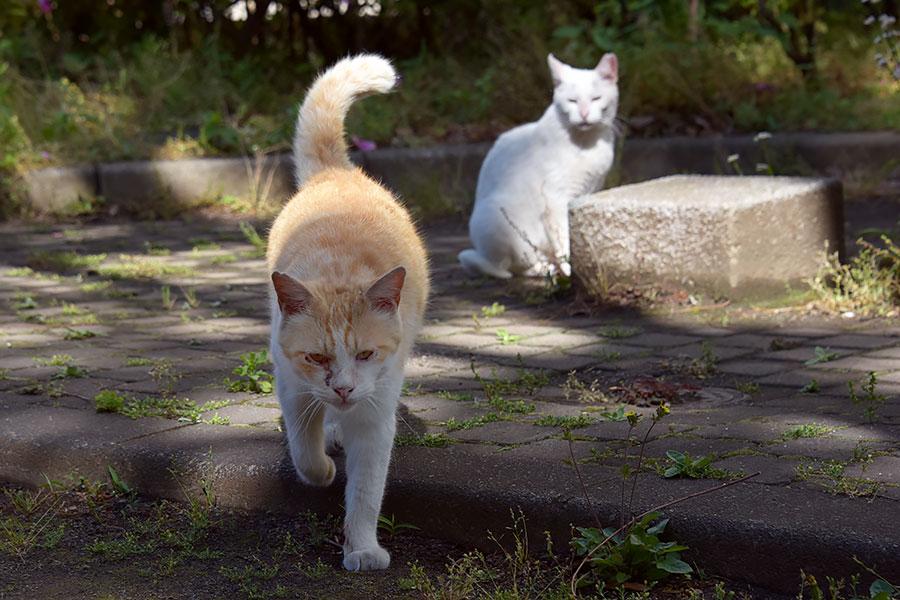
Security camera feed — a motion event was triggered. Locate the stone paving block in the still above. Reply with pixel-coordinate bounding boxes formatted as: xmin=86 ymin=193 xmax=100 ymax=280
xmin=755 ymin=368 xmax=856 ymax=389
xmin=764 ymin=345 xmax=858 ymax=363
xmin=201 ymin=403 xmax=280 ymax=426
xmin=563 ymin=341 xmax=642 ymax=358
xmin=844 ymin=456 xmax=900 ymax=482
xmin=808 ymin=355 xmax=900 ymax=373
xmin=517 ymin=351 xmax=598 ymax=372
xmin=808 ymin=334 xmax=898 ymax=350
xmin=431 ymin=332 xmax=501 ymax=350
xmin=713 ymin=454 xmax=801 ymax=485
xmin=658 ymin=342 xmax=751 ymax=361
xmin=450 ymin=420 xmax=548 ymax=445
xmin=517 ymin=331 xmax=601 ymax=348
xmin=640 ymin=436 xmax=753 ymax=461
xmin=714 ymin=332 xmax=786 ymax=349
xmin=864 ymin=345 xmax=900 ymax=358
xmin=717 ymin=359 xmax=793 ymax=377
xmin=765 ymin=437 xmax=886 ymax=460
xmin=696 ymin=421 xmax=788 ymax=443
xmin=570 ymin=175 xmax=843 ymax=297
xmin=498 ymin=438 xmax=597 ymax=463
xmin=608 ymin=331 xmax=699 ymax=348
xmin=400 ymin=395 xmax=463 ymax=414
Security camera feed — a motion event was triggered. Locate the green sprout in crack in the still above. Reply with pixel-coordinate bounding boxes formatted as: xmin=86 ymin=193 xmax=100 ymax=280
xmin=225 ymin=350 xmax=273 ymax=395
xmin=805 ymin=346 xmax=839 ymax=366
xmin=782 ymin=423 xmax=833 ymax=440
xmin=495 ymin=328 xmax=523 ymax=345
xmin=534 ymin=413 xmax=595 ymax=428
xmin=849 ymin=371 xmax=886 ymax=422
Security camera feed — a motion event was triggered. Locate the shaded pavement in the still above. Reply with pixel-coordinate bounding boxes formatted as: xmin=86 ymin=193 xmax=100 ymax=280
xmin=0 ymin=217 xmax=898 ymax=595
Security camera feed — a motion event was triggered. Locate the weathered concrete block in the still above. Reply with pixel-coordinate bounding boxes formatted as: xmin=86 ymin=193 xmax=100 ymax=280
xmin=22 ymin=165 xmax=97 ymax=214
xmin=98 ymin=155 xmax=294 ymax=213
xmin=569 ymin=175 xmax=844 ymax=298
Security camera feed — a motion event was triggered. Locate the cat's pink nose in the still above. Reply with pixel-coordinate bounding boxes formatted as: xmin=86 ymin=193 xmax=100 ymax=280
xmin=333 ymin=386 xmax=354 ymax=401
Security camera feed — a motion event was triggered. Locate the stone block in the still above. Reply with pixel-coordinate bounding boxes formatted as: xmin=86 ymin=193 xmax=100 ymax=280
xmin=22 ymin=165 xmax=97 ymax=214
xmin=98 ymin=154 xmax=294 ymax=213
xmin=569 ymin=175 xmax=843 ymax=298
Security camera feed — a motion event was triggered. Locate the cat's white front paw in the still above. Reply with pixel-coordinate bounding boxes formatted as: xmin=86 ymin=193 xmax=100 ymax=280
xmin=343 ymin=546 xmax=390 ymax=571
xmin=296 ymin=455 xmax=336 ymax=487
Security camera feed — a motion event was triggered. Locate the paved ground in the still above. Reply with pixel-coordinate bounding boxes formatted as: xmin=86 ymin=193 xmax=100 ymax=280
xmin=1 ymin=217 xmax=898 ymax=595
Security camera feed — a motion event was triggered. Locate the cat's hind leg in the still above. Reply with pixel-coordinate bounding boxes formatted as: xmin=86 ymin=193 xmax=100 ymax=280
xmin=458 ymin=248 xmax=513 ymax=279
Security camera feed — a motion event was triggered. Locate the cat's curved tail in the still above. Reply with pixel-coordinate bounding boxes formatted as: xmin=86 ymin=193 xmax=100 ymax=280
xmin=292 ymin=54 xmax=397 ymax=188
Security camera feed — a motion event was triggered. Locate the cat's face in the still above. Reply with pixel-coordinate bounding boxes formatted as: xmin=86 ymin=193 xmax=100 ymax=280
xmin=272 ymin=267 xmax=405 ymax=411
xmin=548 ymin=53 xmax=618 ymax=130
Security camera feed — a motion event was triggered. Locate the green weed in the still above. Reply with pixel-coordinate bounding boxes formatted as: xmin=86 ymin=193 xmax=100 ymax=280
xmin=239 ymin=222 xmax=267 ymax=258
xmin=25 ymin=250 xmax=106 ymax=273
xmin=226 ymin=350 xmax=274 ymax=394
xmin=783 ymin=423 xmax=834 ymax=439
xmin=734 ymin=380 xmax=760 ymax=396
xmin=296 ymin=558 xmax=331 ymax=580
xmin=443 ymin=413 xmax=500 ymax=431
xmin=51 ymin=364 xmax=87 ymax=379
xmin=377 ymin=514 xmax=420 ymax=539
xmin=394 ymin=432 xmax=452 ymax=448
xmin=93 ymin=389 xmax=229 ymax=424
xmin=534 ymin=413 xmax=595 ymax=428
xmin=808 ymin=236 xmax=900 ymax=317
xmin=495 ymin=328 xmax=523 ymax=345
xmin=805 ymin=346 xmax=840 ymax=366
xmin=63 ymin=327 xmax=96 ymax=340
xmin=571 ymin=511 xmax=691 ymax=588
xmin=848 ymin=371 xmax=886 ymax=422
xmin=661 ymin=451 xmax=735 ymax=480
xmin=800 ymin=379 xmax=821 ymax=394
xmin=33 ymin=354 xmax=72 ymax=366
xmin=597 ymin=326 xmax=642 ymax=339
xmin=97 ymin=255 xmax=194 ymax=280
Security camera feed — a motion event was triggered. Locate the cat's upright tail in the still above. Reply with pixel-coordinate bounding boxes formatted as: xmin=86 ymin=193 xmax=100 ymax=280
xmin=292 ymin=54 xmax=397 ymax=188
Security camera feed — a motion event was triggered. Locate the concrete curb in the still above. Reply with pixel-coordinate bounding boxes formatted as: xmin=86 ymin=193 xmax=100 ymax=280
xmin=3 ymin=410 xmax=897 ymax=593
xmin=20 ymin=132 xmax=900 ymax=215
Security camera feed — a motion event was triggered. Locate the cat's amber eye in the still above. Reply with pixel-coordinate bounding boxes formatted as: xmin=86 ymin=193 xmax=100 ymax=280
xmin=306 ymin=353 xmax=327 ymax=364
xmin=356 ymin=350 xmax=374 ymax=361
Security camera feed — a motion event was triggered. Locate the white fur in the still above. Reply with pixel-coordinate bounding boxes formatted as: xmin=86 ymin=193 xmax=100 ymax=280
xmin=459 ymin=53 xmax=619 ymax=278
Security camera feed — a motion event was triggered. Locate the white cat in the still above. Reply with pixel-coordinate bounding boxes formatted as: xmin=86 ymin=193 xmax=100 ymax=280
xmin=458 ymin=53 xmax=619 ymax=279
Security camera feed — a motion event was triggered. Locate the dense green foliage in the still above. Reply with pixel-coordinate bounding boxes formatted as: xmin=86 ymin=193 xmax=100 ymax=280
xmin=1 ymin=1 xmax=898 ymax=216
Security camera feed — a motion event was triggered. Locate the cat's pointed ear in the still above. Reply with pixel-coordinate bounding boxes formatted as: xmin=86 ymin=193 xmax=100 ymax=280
xmin=366 ymin=266 xmax=405 ymax=314
xmin=272 ymin=271 xmax=312 ymax=317
xmin=595 ymin=53 xmax=618 ymax=83
xmin=547 ymin=54 xmax=566 ymax=87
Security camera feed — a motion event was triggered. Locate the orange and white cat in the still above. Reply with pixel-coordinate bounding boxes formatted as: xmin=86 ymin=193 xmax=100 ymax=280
xmin=267 ymin=54 xmax=429 ymax=571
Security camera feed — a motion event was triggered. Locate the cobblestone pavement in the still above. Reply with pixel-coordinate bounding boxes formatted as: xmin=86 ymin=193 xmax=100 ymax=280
xmin=1 ymin=218 xmax=898 ymax=593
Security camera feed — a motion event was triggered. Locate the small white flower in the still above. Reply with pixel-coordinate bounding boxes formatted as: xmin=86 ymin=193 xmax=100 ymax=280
xmin=865 ymin=15 xmax=876 ymax=25
xmin=727 ymin=153 xmax=740 ymax=163
xmin=753 ymin=131 xmax=772 ymax=142
xmin=879 ymin=14 xmax=897 ymax=29
xmin=756 ymin=163 xmax=770 ymax=172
